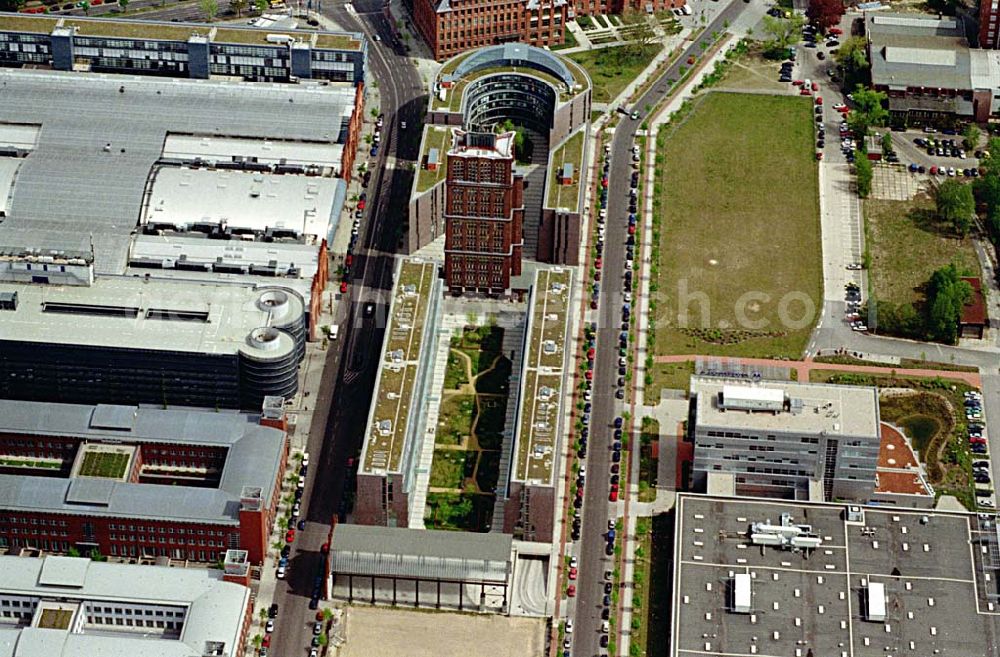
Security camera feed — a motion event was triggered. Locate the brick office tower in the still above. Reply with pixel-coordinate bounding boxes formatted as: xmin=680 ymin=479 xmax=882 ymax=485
xmin=983 ymin=0 xmax=1000 ymax=48
xmin=413 ymin=0 xmax=567 ymax=61
xmin=444 ymin=130 xmax=525 ymax=295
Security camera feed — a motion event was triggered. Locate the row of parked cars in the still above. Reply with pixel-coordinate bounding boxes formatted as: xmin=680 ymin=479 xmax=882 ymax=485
xmin=915 ymin=137 xmax=967 ymax=159
xmin=964 ymin=391 xmax=995 ymax=509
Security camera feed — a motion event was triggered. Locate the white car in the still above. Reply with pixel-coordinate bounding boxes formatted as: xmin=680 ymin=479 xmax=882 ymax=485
xmin=400 ymin=121 xmax=407 ymax=130
xmin=276 ymin=566 xmax=287 ymax=579
xmin=602 ymin=621 xmax=610 ymax=634
xmin=265 ymin=619 xmax=275 ymax=633
xmin=566 ymin=619 xmax=574 ymax=633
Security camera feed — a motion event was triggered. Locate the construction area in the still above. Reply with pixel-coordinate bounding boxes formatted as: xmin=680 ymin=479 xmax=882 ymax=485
xmin=672 ymin=494 xmax=1000 ymax=657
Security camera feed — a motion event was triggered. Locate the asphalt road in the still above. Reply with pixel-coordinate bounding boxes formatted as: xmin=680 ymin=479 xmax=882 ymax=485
xmin=264 ymin=4 xmax=426 ymax=657
xmin=571 ymin=4 xmax=751 ymax=656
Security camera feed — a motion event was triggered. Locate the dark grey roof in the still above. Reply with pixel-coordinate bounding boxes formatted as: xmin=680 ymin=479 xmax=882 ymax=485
xmin=868 ymin=13 xmax=972 ymax=91
xmin=330 ymin=525 xmax=512 ymax=582
xmin=0 ymin=399 xmax=285 ymax=524
xmin=89 ymin=405 xmax=136 ymax=431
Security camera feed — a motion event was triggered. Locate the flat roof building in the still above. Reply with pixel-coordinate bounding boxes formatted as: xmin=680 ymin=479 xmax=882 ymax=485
xmin=0 ymin=399 xmax=288 ymax=565
xmin=0 ymin=554 xmax=252 ymax=657
xmin=328 ymin=524 xmax=512 ymax=612
xmin=0 ymin=12 xmax=366 ymax=84
xmin=0 ymin=277 xmax=306 ymax=410
xmin=690 ymin=377 xmax=881 ymax=502
xmin=671 ymin=494 xmax=1000 ymax=657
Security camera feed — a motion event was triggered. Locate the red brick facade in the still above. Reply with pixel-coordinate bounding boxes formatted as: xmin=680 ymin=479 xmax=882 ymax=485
xmin=982 ymin=0 xmax=1000 ymax=49
xmin=0 ymin=425 xmax=288 ymax=565
xmin=413 ymin=0 xmax=567 ymax=61
xmin=443 ymin=131 xmax=524 ymax=295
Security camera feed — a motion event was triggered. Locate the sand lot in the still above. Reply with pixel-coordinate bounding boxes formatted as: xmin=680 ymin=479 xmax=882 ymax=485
xmin=338 ymin=606 xmax=545 ymax=657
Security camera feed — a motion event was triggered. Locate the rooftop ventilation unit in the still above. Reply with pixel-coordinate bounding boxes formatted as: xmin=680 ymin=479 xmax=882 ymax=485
xmin=719 ymin=385 xmax=785 ymax=412
xmin=749 ymin=513 xmax=822 ymax=551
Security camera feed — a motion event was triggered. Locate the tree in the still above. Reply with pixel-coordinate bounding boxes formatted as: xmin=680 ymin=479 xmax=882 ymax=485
xmin=252 ymin=635 xmax=263 ymax=650
xmin=761 ymin=14 xmax=804 ymax=53
xmin=846 ymin=85 xmax=888 ymax=138
xmin=980 ymin=137 xmax=1000 ymax=177
xmin=117 ymin=0 xmax=128 ymax=10
xmin=0 ymin=0 xmax=27 ymax=11
xmin=258 ymin=608 xmax=268 ymax=625
xmin=806 ymin=0 xmax=844 ymax=32
xmin=199 ymin=0 xmax=218 ymax=21
xmin=620 ymin=8 xmax=657 ymax=57
xmin=975 ymin=171 xmax=1000 ymax=236
xmin=79 ymin=0 xmax=89 ymax=13
xmin=925 ymin=264 xmax=972 ymax=344
xmin=231 ymin=0 xmax=247 ymax=15
xmin=963 ymin=124 xmax=981 ymax=152
xmin=254 ymin=0 xmax=267 ymax=12
xmin=936 ymin=178 xmax=975 ymax=236
xmin=834 ymin=36 xmax=869 ymax=86
xmin=855 ymin=156 xmax=872 ymax=198
xmin=881 ymin=132 xmax=893 ymax=157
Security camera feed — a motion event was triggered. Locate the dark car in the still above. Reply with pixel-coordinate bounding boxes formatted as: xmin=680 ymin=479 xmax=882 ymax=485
xmin=281 ymin=545 xmax=291 ymax=559
xmin=298 ymin=519 xmax=306 ymax=531
xmin=268 ymin=603 xmax=279 ymax=618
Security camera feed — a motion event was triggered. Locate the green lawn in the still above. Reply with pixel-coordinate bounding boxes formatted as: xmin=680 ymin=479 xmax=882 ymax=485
xmin=444 ymin=350 xmax=470 ymax=390
xmin=429 ymin=449 xmax=472 ymax=489
xmin=436 ymin=395 xmax=475 ymax=445
xmin=78 ymin=451 xmax=129 ymax=479
xmin=644 ymin=361 xmax=694 ymax=405
xmin=551 ymin=26 xmax=578 ymax=50
xmin=569 ymin=44 xmax=665 ymax=104
xmin=652 ymin=92 xmax=822 ymax=359
xmin=865 ymin=196 xmax=980 ymax=310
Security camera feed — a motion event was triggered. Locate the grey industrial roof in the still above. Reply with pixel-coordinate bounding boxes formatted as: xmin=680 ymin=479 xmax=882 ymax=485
xmin=0 ymin=555 xmax=249 ymax=657
xmin=0 ymin=275 xmax=302 ymax=358
xmin=330 ymin=525 xmax=512 ymax=582
xmin=0 ymin=399 xmax=285 ymax=524
xmin=868 ymin=13 xmax=972 ymax=90
xmin=0 ymin=158 xmax=20 ymax=216
xmin=0 ymin=68 xmax=355 ymax=274
xmin=672 ymin=494 xmax=1000 ymax=657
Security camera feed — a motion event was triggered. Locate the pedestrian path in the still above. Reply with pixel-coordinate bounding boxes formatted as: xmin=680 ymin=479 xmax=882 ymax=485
xmin=653 ymin=353 xmax=983 ymax=386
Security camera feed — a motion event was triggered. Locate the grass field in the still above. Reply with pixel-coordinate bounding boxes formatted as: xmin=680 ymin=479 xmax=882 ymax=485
xmin=652 ymin=92 xmax=822 ymax=359
xmin=716 ymin=49 xmax=789 ymax=93
xmin=78 ymin=451 xmax=129 ymax=479
xmin=644 ymin=361 xmax=695 ymax=404
xmin=865 ymin=196 xmax=980 ymax=309
xmin=569 ymin=44 xmax=665 ymax=104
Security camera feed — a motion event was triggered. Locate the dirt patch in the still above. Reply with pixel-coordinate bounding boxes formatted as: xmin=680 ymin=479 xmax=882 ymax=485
xmin=339 ymin=606 xmax=545 ymax=657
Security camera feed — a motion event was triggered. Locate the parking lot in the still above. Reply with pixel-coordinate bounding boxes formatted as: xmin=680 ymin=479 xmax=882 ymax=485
xmin=338 ymin=607 xmax=544 ymax=657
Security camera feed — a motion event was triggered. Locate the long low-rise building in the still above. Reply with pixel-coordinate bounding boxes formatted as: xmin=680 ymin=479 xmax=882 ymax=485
xmin=0 ymin=12 xmax=366 ymax=83
xmin=0 ymin=399 xmax=288 ymax=565
xmin=0 ymin=553 xmax=253 ymax=657
xmin=0 ymin=276 xmax=306 ymax=410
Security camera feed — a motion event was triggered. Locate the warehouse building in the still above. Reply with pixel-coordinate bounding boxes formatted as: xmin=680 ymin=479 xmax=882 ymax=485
xmin=689 ymin=377 xmax=881 ymax=502
xmin=0 ymin=13 xmax=366 ymax=84
xmin=671 ymin=494 xmax=1000 ymax=657
xmin=0 ymin=399 xmax=288 ymax=565
xmin=328 ymin=524 xmax=512 ymax=613
xmin=0 ymin=553 xmax=253 ymax=657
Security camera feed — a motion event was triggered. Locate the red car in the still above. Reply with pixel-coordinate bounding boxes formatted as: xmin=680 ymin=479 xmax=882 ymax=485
xmin=285 ymin=530 xmax=296 ymax=543
xmin=569 ymin=567 xmax=578 ymax=580
xmin=358 ymin=199 xmax=366 ymax=210
xmin=587 ymin=348 xmax=596 ymax=360
xmin=609 ymin=489 xmax=618 ymax=502
xmin=800 ymin=88 xmax=811 ymax=96
xmin=687 ymin=55 xmax=696 ymax=65
xmin=340 ymin=281 xmax=348 ymax=293
xmin=815 ymin=96 xmax=823 ymax=105
xmin=930 ymin=166 xmax=938 ymax=175
xmin=262 ymin=635 xmax=271 ymax=648
xmin=595 ymin=258 xmax=603 ymax=269
xmin=792 ymin=79 xmax=804 ymax=86
xmin=816 ymin=152 xmax=823 ymax=161
xmin=345 ymin=254 xmax=353 ymax=267
xmin=567 ymin=585 xmax=577 ymax=597
xmin=628 ymin=224 xmax=636 ymax=235
xmin=811 ymin=81 xmax=819 ymax=91
xmin=585 ymin=370 xmax=594 ymax=381
xmin=828 ymin=27 xmax=843 ymax=35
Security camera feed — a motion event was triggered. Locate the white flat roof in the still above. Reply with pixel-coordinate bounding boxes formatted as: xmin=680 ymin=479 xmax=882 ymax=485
xmin=143 ymin=167 xmax=338 ymax=238
xmin=162 ymin=134 xmax=344 ymax=170
xmin=868 ymin=581 xmax=886 ymax=620
xmin=0 ymin=123 xmax=40 ymax=150
xmin=0 ymin=159 xmax=20 ymax=216
xmin=0 ymin=555 xmax=249 ymax=657
xmin=721 ymin=384 xmax=784 ymax=405
xmin=693 ymin=376 xmax=880 ymax=438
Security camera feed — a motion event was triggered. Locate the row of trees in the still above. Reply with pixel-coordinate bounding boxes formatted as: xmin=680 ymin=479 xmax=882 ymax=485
xmin=868 ymin=264 xmax=973 ymax=344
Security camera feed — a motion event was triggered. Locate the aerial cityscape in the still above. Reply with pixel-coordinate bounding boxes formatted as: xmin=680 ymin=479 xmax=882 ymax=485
xmin=1 ymin=0 xmax=1000 ymax=652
